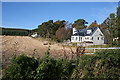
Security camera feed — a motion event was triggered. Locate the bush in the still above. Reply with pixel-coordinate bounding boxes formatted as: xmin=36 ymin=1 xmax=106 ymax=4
xmin=34 ymin=58 xmax=75 ymax=80
xmin=72 ymin=49 xmax=120 ymax=79
xmin=2 ymin=50 xmax=120 ymax=79
xmin=2 ymin=54 xmax=38 ymax=80
xmin=2 ymin=51 xmax=75 ymax=80
xmin=33 ymin=50 xmax=75 ymax=79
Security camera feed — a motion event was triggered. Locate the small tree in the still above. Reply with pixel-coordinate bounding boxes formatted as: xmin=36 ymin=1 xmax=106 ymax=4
xmin=56 ymin=27 xmax=72 ymax=42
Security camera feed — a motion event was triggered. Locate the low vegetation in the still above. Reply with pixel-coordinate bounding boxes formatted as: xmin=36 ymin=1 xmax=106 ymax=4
xmin=0 ymin=28 xmax=31 ymax=36
xmin=2 ymin=49 xmax=120 ymax=79
xmin=86 ymin=44 xmax=112 ymax=48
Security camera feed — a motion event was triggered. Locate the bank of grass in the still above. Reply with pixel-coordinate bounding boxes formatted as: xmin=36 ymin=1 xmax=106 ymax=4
xmin=2 ymin=49 xmax=120 ymax=79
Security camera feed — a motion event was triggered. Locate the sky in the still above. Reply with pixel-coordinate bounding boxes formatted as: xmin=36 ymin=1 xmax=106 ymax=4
xmin=2 ymin=2 xmax=119 ymax=30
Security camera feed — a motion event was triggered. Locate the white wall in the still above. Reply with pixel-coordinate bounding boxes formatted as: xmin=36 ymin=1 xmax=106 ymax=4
xmin=71 ymin=36 xmax=85 ymax=42
xmin=73 ymin=28 xmax=77 ymax=35
xmin=84 ymin=36 xmax=93 ymax=42
xmin=92 ymin=28 xmax=104 ymax=44
xmin=31 ymin=33 xmax=37 ymax=37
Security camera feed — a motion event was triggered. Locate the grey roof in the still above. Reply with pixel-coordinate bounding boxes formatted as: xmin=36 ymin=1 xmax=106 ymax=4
xmin=72 ymin=27 xmax=98 ymax=36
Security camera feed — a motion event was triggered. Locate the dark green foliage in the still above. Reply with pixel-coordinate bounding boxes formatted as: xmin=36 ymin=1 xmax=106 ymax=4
xmin=1 ymin=27 xmax=31 ymax=36
xmin=72 ymin=19 xmax=88 ymax=30
xmin=100 ymin=13 xmax=117 ymax=45
xmin=72 ymin=50 xmax=120 ymax=79
xmin=35 ymin=57 xmax=75 ymax=80
xmin=38 ymin=20 xmax=54 ymax=38
xmin=33 ymin=50 xmax=75 ymax=80
xmin=37 ymin=20 xmax=72 ymax=42
xmin=101 ymin=4 xmax=120 ymax=45
xmin=38 ymin=20 xmax=66 ymax=40
xmin=116 ymin=6 xmax=120 ymax=45
xmin=2 ymin=51 xmax=75 ymax=80
xmin=2 ymin=54 xmax=38 ymax=80
xmin=2 ymin=50 xmax=120 ymax=79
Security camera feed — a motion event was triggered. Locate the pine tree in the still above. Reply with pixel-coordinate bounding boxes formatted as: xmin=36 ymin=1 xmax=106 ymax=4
xmin=116 ymin=6 xmax=120 ymax=45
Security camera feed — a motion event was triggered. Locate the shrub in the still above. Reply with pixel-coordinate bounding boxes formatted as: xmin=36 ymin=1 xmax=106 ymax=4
xmin=2 ymin=50 xmax=120 ymax=79
xmin=2 ymin=54 xmax=38 ymax=80
xmin=34 ymin=50 xmax=75 ymax=79
xmin=2 ymin=51 xmax=75 ymax=80
xmin=71 ymin=49 xmax=120 ymax=79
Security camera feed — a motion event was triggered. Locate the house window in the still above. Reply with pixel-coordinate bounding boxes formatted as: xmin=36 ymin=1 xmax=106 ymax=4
xmin=76 ymin=37 xmax=77 ymax=40
xmin=92 ymin=37 xmax=93 ymax=40
xmin=79 ymin=37 xmax=80 ymax=41
xmin=101 ymin=37 xmax=104 ymax=40
xmin=98 ymin=37 xmax=99 ymax=40
xmin=99 ymin=33 xmax=102 ymax=36
xmin=81 ymin=37 xmax=82 ymax=41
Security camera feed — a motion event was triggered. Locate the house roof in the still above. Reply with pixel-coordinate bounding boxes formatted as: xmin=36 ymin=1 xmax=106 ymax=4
xmin=72 ymin=27 xmax=98 ymax=36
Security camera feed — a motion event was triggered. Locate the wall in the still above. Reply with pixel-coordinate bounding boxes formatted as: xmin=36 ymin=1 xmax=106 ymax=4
xmin=84 ymin=36 xmax=92 ymax=42
xmin=71 ymin=36 xmax=85 ymax=42
xmin=92 ymin=28 xmax=104 ymax=44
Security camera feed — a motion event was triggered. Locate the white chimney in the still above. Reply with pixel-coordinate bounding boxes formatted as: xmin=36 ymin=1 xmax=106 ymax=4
xmin=73 ymin=28 xmax=77 ymax=35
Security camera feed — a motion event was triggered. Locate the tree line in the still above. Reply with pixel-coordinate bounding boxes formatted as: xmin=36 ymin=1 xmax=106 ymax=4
xmin=37 ymin=19 xmax=88 ymax=42
xmin=0 ymin=28 xmax=31 ymax=36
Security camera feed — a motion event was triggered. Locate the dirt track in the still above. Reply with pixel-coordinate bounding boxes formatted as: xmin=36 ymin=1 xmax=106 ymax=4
xmin=1 ymin=36 xmax=74 ymax=68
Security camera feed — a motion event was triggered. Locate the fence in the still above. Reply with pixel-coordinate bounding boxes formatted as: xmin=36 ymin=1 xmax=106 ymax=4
xmin=85 ymin=47 xmax=120 ymax=54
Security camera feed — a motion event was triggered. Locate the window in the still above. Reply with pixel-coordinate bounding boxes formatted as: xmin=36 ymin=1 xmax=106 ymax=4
xmin=92 ymin=37 xmax=93 ymax=40
xmin=99 ymin=33 xmax=102 ymax=36
xmin=101 ymin=37 xmax=104 ymax=40
xmin=76 ymin=37 xmax=77 ymax=40
xmin=98 ymin=37 xmax=99 ymax=40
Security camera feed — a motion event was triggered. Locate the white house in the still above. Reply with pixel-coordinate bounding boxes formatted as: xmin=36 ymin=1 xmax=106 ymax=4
xmin=71 ymin=27 xmax=104 ymax=44
xmin=31 ymin=32 xmax=38 ymax=38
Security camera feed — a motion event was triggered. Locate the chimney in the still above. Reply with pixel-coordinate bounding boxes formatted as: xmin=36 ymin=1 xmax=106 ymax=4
xmin=73 ymin=28 xmax=77 ymax=35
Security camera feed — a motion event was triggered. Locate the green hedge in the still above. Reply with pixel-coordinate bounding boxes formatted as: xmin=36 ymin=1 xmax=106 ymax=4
xmin=2 ymin=50 xmax=120 ymax=79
